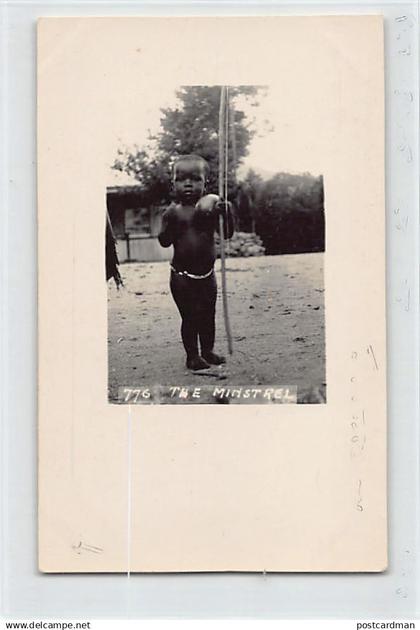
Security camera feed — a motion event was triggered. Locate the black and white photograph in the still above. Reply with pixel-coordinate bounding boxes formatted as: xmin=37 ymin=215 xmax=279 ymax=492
xmin=106 ymin=84 xmax=326 ymax=404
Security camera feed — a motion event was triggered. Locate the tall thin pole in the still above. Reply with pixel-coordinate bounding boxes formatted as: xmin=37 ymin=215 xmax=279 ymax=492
xmin=218 ymin=86 xmax=233 ymax=355
xmin=229 ymin=98 xmax=237 ymax=187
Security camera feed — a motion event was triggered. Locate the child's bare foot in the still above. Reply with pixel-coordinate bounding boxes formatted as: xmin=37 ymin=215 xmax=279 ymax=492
xmin=187 ymin=355 xmax=210 ymax=371
xmin=202 ymin=351 xmax=226 ymax=365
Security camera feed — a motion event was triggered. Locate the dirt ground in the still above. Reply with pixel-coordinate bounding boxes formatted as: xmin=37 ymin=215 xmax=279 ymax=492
xmin=108 ymin=253 xmax=326 ymax=404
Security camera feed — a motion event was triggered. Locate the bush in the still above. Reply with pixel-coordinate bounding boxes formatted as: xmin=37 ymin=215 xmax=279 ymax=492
xmin=215 ymin=231 xmax=265 ymax=258
xmin=256 ymin=207 xmax=325 ymax=255
xmin=243 ymin=172 xmax=325 ymax=255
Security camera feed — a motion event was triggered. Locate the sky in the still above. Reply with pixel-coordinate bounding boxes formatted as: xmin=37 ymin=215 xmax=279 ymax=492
xmin=109 ymin=85 xmax=324 ymax=179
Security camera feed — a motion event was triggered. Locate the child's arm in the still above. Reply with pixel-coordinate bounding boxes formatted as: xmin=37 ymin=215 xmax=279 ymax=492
xmin=158 ymin=205 xmax=176 ymax=247
xmin=215 ymin=200 xmax=235 ymax=239
xmin=195 ymin=195 xmax=235 ymax=238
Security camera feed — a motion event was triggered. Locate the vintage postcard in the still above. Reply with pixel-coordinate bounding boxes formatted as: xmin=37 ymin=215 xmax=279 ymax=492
xmin=38 ymin=16 xmax=387 ymax=572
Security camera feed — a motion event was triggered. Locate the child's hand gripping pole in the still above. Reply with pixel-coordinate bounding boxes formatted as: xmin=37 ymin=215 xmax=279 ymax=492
xmin=218 ymin=86 xmax=233 ymax=355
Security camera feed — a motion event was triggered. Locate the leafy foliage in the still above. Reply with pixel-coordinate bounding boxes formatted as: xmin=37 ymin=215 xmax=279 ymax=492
xmin=113 ymin=86 xmax=263 ymax=202
xmin=234 ymin=168 xmax=264 ymax=231
xmin=253 ymin=172 xmax=325 ymax=254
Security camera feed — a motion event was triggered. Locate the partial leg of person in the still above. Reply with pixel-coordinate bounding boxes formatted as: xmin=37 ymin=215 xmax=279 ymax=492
xmin=170 ymin=271 xmax=210 ymax=370
xmin=198 ymin=272 xmax=226 ymax=365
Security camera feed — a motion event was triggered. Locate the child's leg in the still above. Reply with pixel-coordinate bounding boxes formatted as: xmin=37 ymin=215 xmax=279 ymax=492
xmin=198 ymin=273 xmax=225 ymax=365
xmin=170 ymin=272 xmax=210 ymax=369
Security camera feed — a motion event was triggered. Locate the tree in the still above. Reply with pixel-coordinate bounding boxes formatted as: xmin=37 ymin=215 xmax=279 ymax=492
xmin=255 ymin=173 xmax=325 ymax=254
xmin=113 ymin=86 xmax=265 ymax=204
xmin=232 ymin=168 xmax=264 ymax=231
xmin=113 ymin=147 xmax=171 ymax=206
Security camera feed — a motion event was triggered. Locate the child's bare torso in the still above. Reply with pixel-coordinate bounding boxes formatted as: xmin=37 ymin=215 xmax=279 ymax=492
xmin=161 ymin=203 xmax=217 ymax=275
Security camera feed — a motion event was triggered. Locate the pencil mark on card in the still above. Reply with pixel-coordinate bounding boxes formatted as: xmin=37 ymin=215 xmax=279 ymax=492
xmin=398 ymin=46 xmax=411 ymax=56
xmin=394 ymin=90 xmax=414 ymax=103
xmin=398 ymin=142 xmax=413 ymax=162
xmin=350 ymin=413 xmax=367 ymax=458
xmin=72 ymin=541 xmax=103 ymax=555
xmin=405 ymin=288 xmax=411 ymax=311
xmin=367 ymin=345 xmax=379 ymax=370
xmin=395 ymin=14 xmax=416 ymax=27
xmin=396 ymin=279 xmax=411 ymax=312
xmin=356 ymin=480 xmax=364 ymax=512
xmin=394 ymin=207 xmax=409 ymax=232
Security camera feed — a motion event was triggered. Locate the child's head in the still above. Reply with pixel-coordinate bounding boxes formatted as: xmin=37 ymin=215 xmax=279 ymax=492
xmin=172 ymin=154 xmax=209 ymax=203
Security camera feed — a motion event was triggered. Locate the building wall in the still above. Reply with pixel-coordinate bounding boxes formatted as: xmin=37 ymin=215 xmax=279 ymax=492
xmin=116 ymin=236 xmax=173 ymax=263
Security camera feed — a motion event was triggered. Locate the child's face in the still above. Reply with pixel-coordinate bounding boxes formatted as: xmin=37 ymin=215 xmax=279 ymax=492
xmin=173 ymin=160 xmax=206 ymax=203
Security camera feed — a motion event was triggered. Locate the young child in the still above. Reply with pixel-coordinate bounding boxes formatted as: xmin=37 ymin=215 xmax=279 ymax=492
xmin=158 ymin=154 xmax=234 ymax=371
